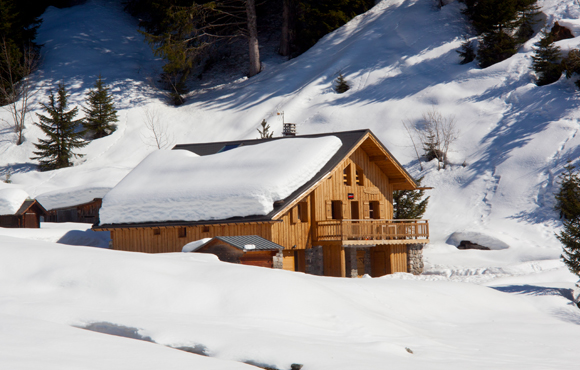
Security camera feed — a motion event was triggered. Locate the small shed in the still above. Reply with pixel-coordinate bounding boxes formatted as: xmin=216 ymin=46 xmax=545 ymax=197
xmin=45 ymin=198 xmax=103 ymax=224
xmin=0 ymin=199 xmax=47 ymax=228
xmin=188 ymin=235 xmax=283 ymax=268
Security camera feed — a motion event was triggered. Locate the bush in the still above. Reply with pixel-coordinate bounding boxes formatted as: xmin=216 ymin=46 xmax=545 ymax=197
xmin=334 ymin=72 xmax=350 ymax=93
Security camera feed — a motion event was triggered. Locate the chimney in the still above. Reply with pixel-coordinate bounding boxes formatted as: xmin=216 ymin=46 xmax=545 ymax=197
xmin=282 ymin=122 xmax=296 ymax=137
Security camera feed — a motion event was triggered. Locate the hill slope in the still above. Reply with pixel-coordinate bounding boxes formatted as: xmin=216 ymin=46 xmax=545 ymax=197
xmin=1 ymin=0 xmax=580 ymax=275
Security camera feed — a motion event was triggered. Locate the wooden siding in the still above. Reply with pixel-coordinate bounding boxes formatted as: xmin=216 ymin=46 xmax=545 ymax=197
xmin=371 ymin=244 xmax=408 ymax=277
xmin=271 ymin=195 xmax=312 ymax=250
xmin=311 ymin=146 xmax=394 ymax=227
xmin=110 ymin=223 xmax=273 ymax=253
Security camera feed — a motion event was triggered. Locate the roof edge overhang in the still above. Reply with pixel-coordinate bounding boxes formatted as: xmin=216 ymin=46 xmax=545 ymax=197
xmin=94 ymin=218 xmax=281 ymax=231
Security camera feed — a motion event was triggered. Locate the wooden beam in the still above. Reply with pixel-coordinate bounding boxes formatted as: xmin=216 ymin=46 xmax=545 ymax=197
xmin=369 ymin=155 xmax=387 ymax=162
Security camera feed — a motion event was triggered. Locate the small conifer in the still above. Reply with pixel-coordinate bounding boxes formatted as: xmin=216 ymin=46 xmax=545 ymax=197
xmin=83 ymin=75 xmax=118 ymax=139
xmin=555 ymin=163 xmax=580 ymax=278
xmin=457 ymin=39 xmax=476 ymax=64
xmin=393 ymin=177 xmax=430 ymax=219
xmin=562 ymin=49 xmax=580 ymax=89
xmin=257 ymin=119 xmax=273 ymax=139
xmin=334 ymin=72 xmax=350 ymax=93
xmin=31 ymin=83 xmax=86 ymax=171
xmin=531 ymin=30 xmax=562 ymax=86
xmin=477 ymin=31 xmax=517 ymax=68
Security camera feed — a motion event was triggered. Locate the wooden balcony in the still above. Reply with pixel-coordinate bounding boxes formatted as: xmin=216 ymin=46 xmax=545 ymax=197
xmin=315 ymin=219 xmax=429 ymax=245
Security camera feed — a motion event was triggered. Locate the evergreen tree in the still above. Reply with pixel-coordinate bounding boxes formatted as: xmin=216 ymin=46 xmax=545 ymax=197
xmin=555 ymin=163 xmax=580 ymax=278
xmin=562 ymin=49 xmax=580 ymax=89
xmin=457 ymin=39 xmax=475 ymax=64
xmin=334 ymin=72 xmax=350 ymax=93
xmin=531 ymin=30 xmax=562 ymax=86
xmin=31 ymin=83 xmax=86 ymax=171
xmin=83 ymin=75 xmax=118 ymax=139
xmin=393 ymin=177 xmax=429 ymax=219
xmin=477 ymin=30 xmax=517 ymax=68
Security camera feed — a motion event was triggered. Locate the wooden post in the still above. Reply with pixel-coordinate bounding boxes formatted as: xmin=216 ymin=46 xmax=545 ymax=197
xmin=340 ymin=247 xmax=346 ymax=277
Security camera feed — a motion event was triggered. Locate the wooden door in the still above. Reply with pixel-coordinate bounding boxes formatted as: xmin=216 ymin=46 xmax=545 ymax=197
xmin=24 ymin=213 xmax=38 ymax=228
xmin=356 ymin=250 xmax=365 ymax=277
xmin=371 ymin=251 xmax=388 ymax=277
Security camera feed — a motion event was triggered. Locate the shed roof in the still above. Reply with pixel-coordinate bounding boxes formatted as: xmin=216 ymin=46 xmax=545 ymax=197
xmin=195 ymin=235 xmax=284 ymax=252
xmin=15 ymin=200 xmax=47 ymax=216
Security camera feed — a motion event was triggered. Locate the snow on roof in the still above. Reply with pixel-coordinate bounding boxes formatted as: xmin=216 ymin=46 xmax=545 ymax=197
xmin=99 ymin=136 xmax=342 ymax=225
xmin=36 ymin=187 xmax=111 ymax=211
xmin=0 ymin=188 xmax=30 ymax=216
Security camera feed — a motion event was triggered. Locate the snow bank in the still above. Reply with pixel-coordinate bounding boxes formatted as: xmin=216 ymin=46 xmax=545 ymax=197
xmin=0 ymin=188 xmax=29 ymax=215
xmin=99 ymin=137 xmax=342 ymax=224
xmin=37 ymin=187 xmax=111 ymax=210
xmin=446 ymin=231 xmax=510 ymax=250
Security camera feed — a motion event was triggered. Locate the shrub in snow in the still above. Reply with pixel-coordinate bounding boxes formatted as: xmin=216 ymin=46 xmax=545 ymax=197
xmin=257 ymin=119 xmax=273 ymax=139
xmin=555 ymin=163 xmax=580 ymax=278
xmin=31 ymin=83 xmax=87 ymax=171
xmin=82 ymin=75 xmax=118 ymax=139
xmin=334 ymin=72 xmax=350 ymax=93
xmin=476 ymin=31 xmax=518 ymax=69
xmin=531 ymin=30 xmax=563 ymax=86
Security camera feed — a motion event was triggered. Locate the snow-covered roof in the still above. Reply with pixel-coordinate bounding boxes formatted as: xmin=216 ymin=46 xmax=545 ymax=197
xmin=0 ymin=189 xmax=30 ymax=216
xmin=99 ymin=136 xmax=342 ymax=225
xmin=37 ymin=187 xmax=111 ymax=211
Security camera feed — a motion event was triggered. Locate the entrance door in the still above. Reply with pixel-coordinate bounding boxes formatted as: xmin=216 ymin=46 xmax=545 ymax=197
xmin=356 ymin=250 xmax=365 ymax=277
xmin=371 ymin=251 xmax=387 ymax=276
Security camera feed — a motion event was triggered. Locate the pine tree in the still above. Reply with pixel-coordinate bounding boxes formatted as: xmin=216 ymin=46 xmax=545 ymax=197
xmin=562 ymin=49 xmax=580 ymax=90
xmin=257 ymin=119 xmax=273 ymax=139
xmin=457 ymin=39 xmax=476 ymax=64
xmin=334 ymin=72 xmax=350 ymax=93
xmin=393 ymin=177 xmax=430 ymax=219
xmin=555 ymin=163 xmax=580 ymax=278
xmin=477 ymin=30 xmax=517 ymax=68
xmin=531 ymin=30 xmax=562 ymax=86
xmin=31 ymin=83 xmax=86 ymax=171
xmin=83 ymin=75 xmax=118 ymax=139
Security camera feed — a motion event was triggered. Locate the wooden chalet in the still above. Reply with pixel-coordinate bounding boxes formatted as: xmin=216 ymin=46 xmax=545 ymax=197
xmin=95 ymin=129 xmax=430 ymax=277
xmin=0 ymin=199 xmax=47 ymax=228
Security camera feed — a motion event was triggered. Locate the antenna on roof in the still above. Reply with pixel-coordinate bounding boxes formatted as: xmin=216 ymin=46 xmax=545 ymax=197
xmin=278 ymin=111 xmax=296 ymax=137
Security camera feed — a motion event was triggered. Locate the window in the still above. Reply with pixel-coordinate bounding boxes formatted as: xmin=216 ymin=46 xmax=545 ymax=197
xmin=369 ymin=201 xmax=381 ymax=219
xmin=343 ymin=164 xmax=352 ymax=186
xmin=178 ymin=227 xmax=187 ymax=238
xmin=356 ymin=167 xmax=364 ymax=186
xmin=153 ymin=228 xmax=161 ymax=235
xmin=202 ymin=225 xmax=210 ymax=233
xmin=331 ymin=200 xmax=343 ymax=220
xmin=299 ymin=202 xmax=309 ymax=222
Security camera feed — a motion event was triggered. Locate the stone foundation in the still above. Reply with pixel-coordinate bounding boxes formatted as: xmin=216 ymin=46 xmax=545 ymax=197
xmin=305 ymin=246 xmax=324 ymax=276
xmin=407 ymin=244 xmax=424 ymax=275
xmin=273 ymin=250 xmax=284 ymax=269
xmin=345 ymin=247 xmax=358 ymax=278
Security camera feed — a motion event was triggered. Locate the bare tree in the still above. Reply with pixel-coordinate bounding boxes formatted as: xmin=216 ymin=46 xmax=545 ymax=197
xmin=402 ymin=119 xmax=423 ymax=171
xmin=245 ymin=0 xmax=260 ymax=77
xmin=414 ymin=108 xmax=458 ymax=170
xmin=0 ymin=39 xmax=39 ymax=145
xmin=141 ymin=108 xmax=173 ymax=149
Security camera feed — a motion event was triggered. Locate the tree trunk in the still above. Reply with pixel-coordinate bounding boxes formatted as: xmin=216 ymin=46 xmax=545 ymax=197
xmin=246 ymin=0 xmax=260 ymax=77
xmin=279 ymin=0 xmax=295 ymax=57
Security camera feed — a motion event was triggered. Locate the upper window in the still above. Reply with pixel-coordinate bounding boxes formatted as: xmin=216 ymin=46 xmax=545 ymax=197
xmin=356 ymin=167 xmax=364 ymax=186
xmin=343 ymin=164 xmax=352 ymax=186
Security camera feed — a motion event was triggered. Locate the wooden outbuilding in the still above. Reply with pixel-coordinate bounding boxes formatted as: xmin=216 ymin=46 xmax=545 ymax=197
xmin=0 ymin=199 xmax=47 ymax=228
xmin=188 ymin=235 xmax=284 ymax=268
xmin=45 ymin=198 xmax=103 ymax=224
xmin=95 ymin=129 xmax=430 ymax=277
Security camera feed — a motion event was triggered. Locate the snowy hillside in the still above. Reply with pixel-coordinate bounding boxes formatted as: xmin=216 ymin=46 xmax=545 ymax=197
xmin=1 ymin=0 xmax=580 ymax=368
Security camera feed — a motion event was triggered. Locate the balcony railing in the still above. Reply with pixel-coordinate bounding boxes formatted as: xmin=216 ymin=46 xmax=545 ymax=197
xmin=315 ymin=219 xmax=429 ymax=244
